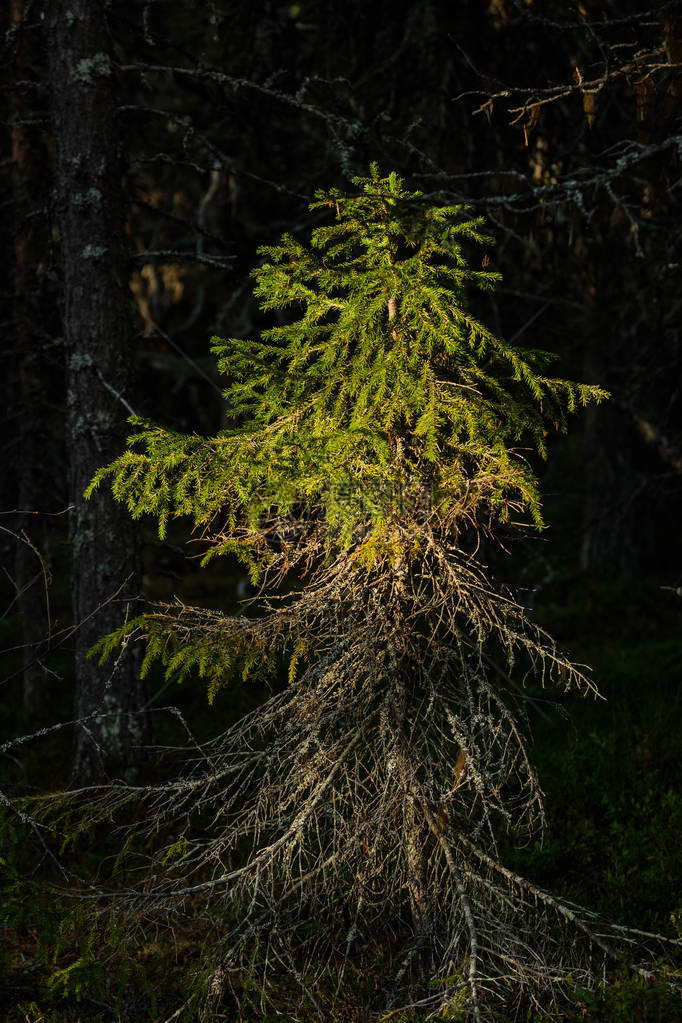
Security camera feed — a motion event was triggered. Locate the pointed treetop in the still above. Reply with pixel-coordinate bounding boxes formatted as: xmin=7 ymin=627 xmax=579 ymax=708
xmin=88 ymin=166 xmax=607 ymax=571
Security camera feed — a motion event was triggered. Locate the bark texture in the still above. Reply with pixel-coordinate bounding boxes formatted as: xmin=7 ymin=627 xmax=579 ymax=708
xmin=579 ymin=262 xmax=642 ymax=580
xmin=9 ymin=0 xmax=51 ymax=715
xmin=47 ymin=0 xmax=147 ymax=779
xmin=581 ymin=403 xmax=641 ymax=579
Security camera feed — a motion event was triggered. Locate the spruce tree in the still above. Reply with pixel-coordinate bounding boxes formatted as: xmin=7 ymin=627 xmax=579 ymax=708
xmin=83 ymin=167 xmax=667 ymax=1019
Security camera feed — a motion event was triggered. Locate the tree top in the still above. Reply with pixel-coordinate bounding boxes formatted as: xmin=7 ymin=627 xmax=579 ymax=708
xmin=88 ymin=166 xmax=607 ymax=572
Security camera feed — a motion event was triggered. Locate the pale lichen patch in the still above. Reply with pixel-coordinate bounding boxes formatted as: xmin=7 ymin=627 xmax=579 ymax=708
xmin=73 ymin=188 xmax=103 ymax=207
xmin=81 ymin=244 xmax=108 ymax=261
xmin=72 ymin=53 xmax=111 ymax=83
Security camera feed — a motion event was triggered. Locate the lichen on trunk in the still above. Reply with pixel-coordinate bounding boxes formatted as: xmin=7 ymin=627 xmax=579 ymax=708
xmin=46 ymin=0 xmax=148 ymax=780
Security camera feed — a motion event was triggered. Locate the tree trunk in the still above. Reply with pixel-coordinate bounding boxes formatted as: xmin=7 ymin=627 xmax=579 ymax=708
xmin=579 ymin=259 xmax=642 ymax=580
xmin=391 ymin=555 xmax=432 ymax=961
xmin=9 ymin=0 xmax=51 ymax=716
xmin=580 ymin=402 xmax=641 ymax=579
xmin=47 ymin=0 xmax=148 ymax=780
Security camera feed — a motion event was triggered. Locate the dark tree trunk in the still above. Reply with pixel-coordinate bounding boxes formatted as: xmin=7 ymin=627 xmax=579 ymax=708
xmin=579 ymin=256 xmax=643 ymax=580
xmin=9 ymin=0 xmax=52 ymax=716
xmin=47 ymin=0 xmax=148 ymax=779
xmin=580 ymin=402 xmax=641 ymax=579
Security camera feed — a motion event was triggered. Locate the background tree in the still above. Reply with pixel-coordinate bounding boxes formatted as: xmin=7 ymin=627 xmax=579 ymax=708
xmin=78 ymin=169 xmax=674 ymax=1021
xmin=46 ymin=0 xmax=148 ymax=780
xmin=6 ymin=0 xmax=54 ymax=717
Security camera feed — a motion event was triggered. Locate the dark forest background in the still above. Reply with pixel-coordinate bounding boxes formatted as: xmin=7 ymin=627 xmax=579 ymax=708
xmin=2 ymin=1 xmax=682 ymax=1020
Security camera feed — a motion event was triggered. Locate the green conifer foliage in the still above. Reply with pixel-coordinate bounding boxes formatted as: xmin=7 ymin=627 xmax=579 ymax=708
xmin=93 ymin=165 xmax=603 ymax=549
xmin=81 ymin=170 xmax=668 ymax=1020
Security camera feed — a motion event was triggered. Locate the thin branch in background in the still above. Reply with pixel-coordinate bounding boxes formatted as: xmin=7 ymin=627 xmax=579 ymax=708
xmin=95 ymin=368 xmax=138 ymax=418
xmin=141 ymin=315 xmax=225 ymax=398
